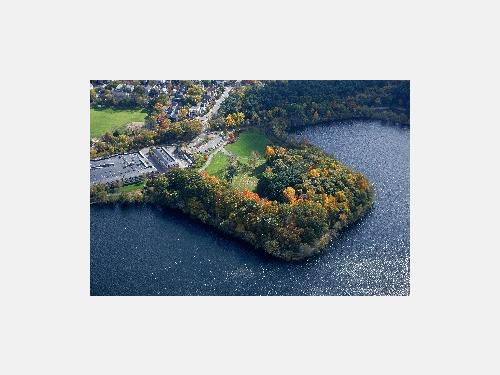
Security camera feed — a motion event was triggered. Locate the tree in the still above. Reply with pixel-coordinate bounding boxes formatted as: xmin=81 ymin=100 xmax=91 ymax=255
xmin=308 ymin=168 xmax=321 ymax=178
xmin=209 ymin=117 xmax=225 ymax=130
xmin=90 ymin=184 xmax=109 ymax=203
xmin=249 ymin=151 xmax=260 ymax=169
xmin=178 ymin=107 xmax=189 ymax=120
xmin=101 ymin=90 xmax=115 ymax=107
xmin=102 ymin=132 xmax=114 ymax=143
xmin=283 ymin=186 xmax=296 ymax=204
xmin=225 ymin=114 xmax=236 ymax=127
xmin=224 ymin=155 xmax=240 ymax=182
xmin=90 ymin=89 xmax=97 ymax=104
xmin=234 ymin=112 xmax=245 ymax=124
xmin=265 ymin=146 xmax=275 ymax=158
xmin=134 ymin=85 xmax=146 ymax=96
xmin=140 ymin=148 xmax=372 ymax=260
xmin=291 ymin=200 xmax=329 ymax=244
xmin=224 ymin=112 xmax=245 ymax=128
xmin=132 ymin=93 xmax=146 ymax=108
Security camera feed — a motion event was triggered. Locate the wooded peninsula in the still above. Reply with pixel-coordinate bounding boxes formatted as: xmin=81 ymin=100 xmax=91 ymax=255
xmin=91 ymin=80 xmax=409 ymax=260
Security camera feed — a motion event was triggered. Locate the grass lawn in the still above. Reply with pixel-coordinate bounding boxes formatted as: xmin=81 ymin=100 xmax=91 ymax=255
xmin=205 ymin=152 xmax=229 ymax=176
xmin=117 ymin=181 xmax=145 ymax=193
xmin=205 ymin=128 xmax=272 ymax=192
xmin=226 ymin=128 xmax=270 ymax=165
xmin=90 ymin=108 xmax=147 ymax=139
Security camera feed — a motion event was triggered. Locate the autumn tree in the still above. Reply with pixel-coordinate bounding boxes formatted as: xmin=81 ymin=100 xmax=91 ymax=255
xmin=265 ymin=146 xmax=275 ymax=158
xmin=308 ymin=168 xmax=321 ymax=178
xmin=283 ymin=186 xmax=296 ymax=204
xmin=90 ymin=89 xmax=97 ymax=104
xmin=177 ymin=107 xmax=189 ymax=120
xmin=224 ymin=112 xmax=245 ymax=128
xmin=249 ymin=151 xmax=260 ymax=169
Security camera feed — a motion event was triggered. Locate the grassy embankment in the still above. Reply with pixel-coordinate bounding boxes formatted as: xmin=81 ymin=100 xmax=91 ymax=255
xmin=117 ymin=181 xmax=145 ymax=193
xmin=205 ymin=152 xmax=229 ymax=175
xmin=205 ymin=129 xmax=270 ymax=191
xmin=90 ymin=108 xmax=147 ymax=139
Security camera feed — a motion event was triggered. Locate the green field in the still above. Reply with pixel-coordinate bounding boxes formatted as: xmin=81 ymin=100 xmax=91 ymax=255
xmin=90 ymin=108 xmax=147 ymax=138
xmin=205 ymin=152 xmax=229 ymax=175
xmin=117 ymin=181 xmax=145 ymax=193
xmin=205 ymin=129 xmax=271 ymax=191
xmin=225 ymin=128 xmax=270 ymax=164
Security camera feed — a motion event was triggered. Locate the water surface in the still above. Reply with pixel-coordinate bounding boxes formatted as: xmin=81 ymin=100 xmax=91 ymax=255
xmin=91 ymin=120 xmax=410 ymax=295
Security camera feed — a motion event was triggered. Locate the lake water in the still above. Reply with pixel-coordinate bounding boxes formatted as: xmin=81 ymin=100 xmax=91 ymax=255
xmin=91 ymin=120 xmax=410 ymax=295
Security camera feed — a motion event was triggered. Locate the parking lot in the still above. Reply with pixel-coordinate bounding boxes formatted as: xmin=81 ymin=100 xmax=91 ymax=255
xmin=187 ymin=132 xmax=225 ymax=154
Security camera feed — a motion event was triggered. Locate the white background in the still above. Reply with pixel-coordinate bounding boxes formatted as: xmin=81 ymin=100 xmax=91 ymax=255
xmin=1 ymin=1 xmax=499 ymax=374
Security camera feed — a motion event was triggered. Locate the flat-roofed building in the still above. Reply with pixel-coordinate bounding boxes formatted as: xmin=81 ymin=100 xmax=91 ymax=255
xmin=90 ymin=152 xmax=157 ymax=185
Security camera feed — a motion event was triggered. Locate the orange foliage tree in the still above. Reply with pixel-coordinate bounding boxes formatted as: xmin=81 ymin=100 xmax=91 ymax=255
xmin=283 ymin=186 xmax=296 ymax=204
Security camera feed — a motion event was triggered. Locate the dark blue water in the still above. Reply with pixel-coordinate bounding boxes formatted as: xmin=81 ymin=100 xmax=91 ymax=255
xmin=91 ymin=120 xmax=410 ymax=295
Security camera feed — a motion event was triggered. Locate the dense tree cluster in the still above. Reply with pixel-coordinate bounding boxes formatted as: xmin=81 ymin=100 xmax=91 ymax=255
xmin=142 ymin=145 xmax=372 ymax=260
xmin=145 ymin=102 xmax=202 ymax=139
xmin=144 ymin=169 xmax=331 ymax=260
xmin=215 ymin=80 xmax=409 ymax=130
xmin=257 ymin=146 xmax=372 ymax=229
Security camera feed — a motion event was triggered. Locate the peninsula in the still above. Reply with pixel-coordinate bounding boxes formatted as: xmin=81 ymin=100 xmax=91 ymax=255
xmin=90 ymin=80 xmax=409 ymax=260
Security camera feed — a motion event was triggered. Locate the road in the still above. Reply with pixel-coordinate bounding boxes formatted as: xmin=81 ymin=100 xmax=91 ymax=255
xmin=199 ymin=84 xmax=236 ymax=131
xmin=148 ymin=83 xmax=238 ymax=172
xmin=140 ymin=85 xmax=235 ymax=164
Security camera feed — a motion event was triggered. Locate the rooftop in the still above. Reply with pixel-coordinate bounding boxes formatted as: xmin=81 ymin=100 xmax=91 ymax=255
xmin=90 ymin=153 xmax=156 ymax=185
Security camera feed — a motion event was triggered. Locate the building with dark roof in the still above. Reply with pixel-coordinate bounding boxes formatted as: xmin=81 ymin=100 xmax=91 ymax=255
xmin=148 ymin=147 xmax=179 ymax=172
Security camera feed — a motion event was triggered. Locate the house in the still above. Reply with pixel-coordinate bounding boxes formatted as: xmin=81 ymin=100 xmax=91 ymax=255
xmin=168 ymin=103 xmax=179 ymax=120
xmin=189 ymin=104 xmax=202 ymax=118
